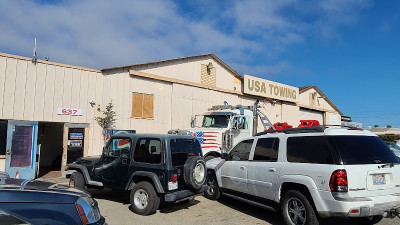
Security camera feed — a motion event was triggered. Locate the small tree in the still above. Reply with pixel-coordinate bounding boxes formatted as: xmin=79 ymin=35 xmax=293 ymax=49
xmin=374 ymin=124 xmax=379 ymax=128
xmin=95 ymin=101 xmax=116 ymax=140
xmin=387 ymin=125 xmax=392 ymax=128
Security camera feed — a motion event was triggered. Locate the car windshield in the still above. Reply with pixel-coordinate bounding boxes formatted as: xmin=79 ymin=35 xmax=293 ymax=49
xmin=327 ymin=136 xmax=399 ymax=165
xmin=170 ymin=139 xmax=202 ymax=167
xmin=202 ymin=115 xmax=230 ymax=128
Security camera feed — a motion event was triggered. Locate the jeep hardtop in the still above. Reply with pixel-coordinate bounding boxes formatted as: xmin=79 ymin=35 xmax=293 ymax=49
xmin=67 ymin=134 xmax=207 ymax=215
xmin=205 ymin=126 xmax=400 ymax=225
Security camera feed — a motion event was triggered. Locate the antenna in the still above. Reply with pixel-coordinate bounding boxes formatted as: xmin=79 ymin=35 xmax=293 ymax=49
xmin=32 ymin=38 xmax=37 ymax=64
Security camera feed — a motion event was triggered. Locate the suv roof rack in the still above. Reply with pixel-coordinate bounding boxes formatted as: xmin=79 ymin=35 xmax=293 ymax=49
xmin=255 ymin=126 xmax=326 ymax=136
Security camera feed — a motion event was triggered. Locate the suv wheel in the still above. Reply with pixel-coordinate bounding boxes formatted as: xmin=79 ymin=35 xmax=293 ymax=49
xmin=69 ymin=172 xmax=85 ymax=190
xmin=183 ymin=156 xmax=206 ymax=190
xmin=130 ymin=182 xmax=160 ymax=215
xmin=349 ymin=216 xmax=383 ymax=225
xmin=204 ymin=171 xmax=221 ymax=200
xmin=281 ymin=190 xmax=319 ymax=225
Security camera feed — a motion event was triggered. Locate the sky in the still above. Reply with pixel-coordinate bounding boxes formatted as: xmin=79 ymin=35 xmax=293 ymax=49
xmin=0 ymin=0 xmax=399 ymax=128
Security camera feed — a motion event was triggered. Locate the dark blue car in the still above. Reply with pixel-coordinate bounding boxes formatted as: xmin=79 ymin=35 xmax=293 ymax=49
xmin=0 ymin=177 xmax=106 ymax=225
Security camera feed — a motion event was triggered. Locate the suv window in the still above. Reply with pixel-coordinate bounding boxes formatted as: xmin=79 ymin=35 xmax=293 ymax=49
xmin=287 ymin=136 xmax=334 ymax=164
xmin=253 ymin=138 xmax=279 ymax=162
xmin=328 ymin=136 xmax=399 ymax=165
xmin=105 ymin=138 xmax=131 ymax=158
xmin=134 ymin=138 xmax=162 ymax=164
xmin=170 ymin=139 xmax=202 ymax=167
xmin=229 ymin=139 xmax=253 ymax=161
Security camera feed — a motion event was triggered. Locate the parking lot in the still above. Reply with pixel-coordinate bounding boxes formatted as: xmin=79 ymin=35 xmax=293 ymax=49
xmin=87 ymin=188 xmax=400 ymax=225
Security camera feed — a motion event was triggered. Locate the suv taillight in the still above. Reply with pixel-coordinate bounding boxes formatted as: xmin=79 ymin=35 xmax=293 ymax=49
xmin=170 ymin=173 xmax=178 ymax=182
xmin=329 ymin=169 xmax=348 ymax=192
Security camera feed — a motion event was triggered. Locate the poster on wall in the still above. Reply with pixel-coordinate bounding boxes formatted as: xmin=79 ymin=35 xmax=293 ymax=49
xmin=10 ymin=126 xmax=33 ymax=168
xmin=105 ymin=129 xmax=136 ymax=142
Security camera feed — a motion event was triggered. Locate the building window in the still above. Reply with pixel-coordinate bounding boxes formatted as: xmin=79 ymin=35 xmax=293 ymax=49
xmin=132 ymin=92 xmax=154 ymax=119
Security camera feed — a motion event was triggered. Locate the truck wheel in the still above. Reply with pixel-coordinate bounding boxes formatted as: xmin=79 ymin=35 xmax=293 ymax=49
xmin=281 ymin=190 xmax=319 ymax=225
xmin=204 ymin=171 xmax=220 ymax=200
xmin=349 ymin=216 xmax=383 ymax=225
xmin=183 ymin=156 xmax=206 ymax=190
xmin=130 ymin=182 xmax=160 ymax=215
xmin=69 ymin=172 xmax=85 ymax=190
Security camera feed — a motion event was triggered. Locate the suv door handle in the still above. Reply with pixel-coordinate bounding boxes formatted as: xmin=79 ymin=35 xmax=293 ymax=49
xmin=268 ymin=168 xmax=276 ymax=172
xmin=240 ymin=166 xmax=245 ymax=170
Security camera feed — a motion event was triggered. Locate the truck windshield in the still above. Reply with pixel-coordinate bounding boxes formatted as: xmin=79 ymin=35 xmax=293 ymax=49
xmin=327 ymin=136 xmax=399 ymax=165
xmin=202 ymin=115 xmax=230 ymax=128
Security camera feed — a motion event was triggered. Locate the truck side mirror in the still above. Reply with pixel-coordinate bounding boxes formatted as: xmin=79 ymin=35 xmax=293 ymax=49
xmin=190 ymin=116 xmax=196 ymax=128
xmin=221 ymin=153 xmax=229 ymax=160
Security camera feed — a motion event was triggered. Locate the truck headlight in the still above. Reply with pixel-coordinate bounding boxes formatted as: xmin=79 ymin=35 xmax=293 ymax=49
xmin=75 ymin=197 xmax=101 ymax=224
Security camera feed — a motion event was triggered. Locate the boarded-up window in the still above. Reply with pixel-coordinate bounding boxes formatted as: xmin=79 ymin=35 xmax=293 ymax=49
xmin=132 ymin=93 xmax=154 ymax=119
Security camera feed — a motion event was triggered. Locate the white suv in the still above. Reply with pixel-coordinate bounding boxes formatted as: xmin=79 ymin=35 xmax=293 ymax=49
xmin=205 ymin=127 xmax=400 ymax=225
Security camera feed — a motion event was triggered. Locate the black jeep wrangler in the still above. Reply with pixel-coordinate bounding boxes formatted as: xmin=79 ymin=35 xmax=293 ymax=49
xmin=67 ymin=134 xmax=207 ymax=215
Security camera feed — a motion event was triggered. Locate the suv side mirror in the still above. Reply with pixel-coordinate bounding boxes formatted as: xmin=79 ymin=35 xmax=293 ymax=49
xmin=221 ymin=153 xmax=229 ymax=160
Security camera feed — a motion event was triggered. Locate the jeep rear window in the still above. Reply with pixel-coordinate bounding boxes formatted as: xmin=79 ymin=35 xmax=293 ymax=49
xmin=170 ymin=139 xmax=202 ymax=167
xmin=327 ymin=136 xmax=399 ymax=165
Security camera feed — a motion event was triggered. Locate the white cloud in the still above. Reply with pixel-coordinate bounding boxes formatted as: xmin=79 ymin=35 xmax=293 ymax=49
xmin=0 ymin=0 xmax=372 ymax=75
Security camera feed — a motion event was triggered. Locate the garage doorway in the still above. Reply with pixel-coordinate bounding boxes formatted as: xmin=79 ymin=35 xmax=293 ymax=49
xmin=37 ymin=122 xmax=64 ymax=178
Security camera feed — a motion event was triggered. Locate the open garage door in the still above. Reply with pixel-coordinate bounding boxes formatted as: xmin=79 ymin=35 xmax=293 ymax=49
xmin=299 ymin=108 xmax=324 ymax=125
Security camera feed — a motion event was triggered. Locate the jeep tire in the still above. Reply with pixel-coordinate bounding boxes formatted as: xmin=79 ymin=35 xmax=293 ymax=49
xmin=281 ymin=190 xmax=319 ymax=225
xmin=69 ymin=172 xmax=85 ymax=190
xmin=204 ymin=171 xmax=221 ymax=200
xmin=130 ymin=181 xmax=160 ymax=216
xmin=183 ymin=156 xmax=206 ymax=190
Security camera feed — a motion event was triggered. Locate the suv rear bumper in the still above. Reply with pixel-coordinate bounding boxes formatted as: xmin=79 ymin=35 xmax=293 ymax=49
xmin=164 ymin=185 xmax=207 ymax=202
xmin=318 ymin=193 xmax=400 ymax=218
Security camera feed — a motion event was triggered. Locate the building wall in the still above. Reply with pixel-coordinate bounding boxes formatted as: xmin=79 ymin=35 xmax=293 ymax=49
xmin=0 ymin=53 xmax=106 ymax=170
xmin=0 ymin=52 xmax=343 ymax=172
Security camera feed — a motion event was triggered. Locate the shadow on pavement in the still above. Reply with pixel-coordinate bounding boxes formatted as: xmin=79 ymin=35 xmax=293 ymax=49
xmin=88 ymin=188 xmax=131 ymax=205
xmin=158 ymin=199 xmax=201 ymax=214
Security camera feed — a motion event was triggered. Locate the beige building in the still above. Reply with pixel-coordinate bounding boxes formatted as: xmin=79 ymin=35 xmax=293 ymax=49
xmin=0 ymin=52 xmax=342 ymax=179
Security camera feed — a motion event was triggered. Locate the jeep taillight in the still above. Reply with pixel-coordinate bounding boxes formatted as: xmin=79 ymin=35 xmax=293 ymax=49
xmin=170 ymin=173 xmax=178 ymax=182
xmin=329 ymin=169 xmax=348 ymax=192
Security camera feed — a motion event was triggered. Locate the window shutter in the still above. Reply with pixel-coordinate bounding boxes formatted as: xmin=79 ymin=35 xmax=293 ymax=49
xmin=143 ymin=94 xmax=154 ymax=119
xmin=132 ymin=93 xmax=143 ymax=117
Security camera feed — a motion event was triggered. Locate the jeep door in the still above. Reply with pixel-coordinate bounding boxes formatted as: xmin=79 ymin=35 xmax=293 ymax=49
xmin=247 ymin=137 xmax=280 ymax=200
xmin=101 ymin=137 xmax=133 ymax=188
xmin=220 ymin=139 xmax=254 ymax=194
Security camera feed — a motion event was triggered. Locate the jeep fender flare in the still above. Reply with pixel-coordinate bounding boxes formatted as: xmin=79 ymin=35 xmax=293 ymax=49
xmin=279 ymin=175 xmax=329 ymax=213
xmin=125 ymin=171 xmax=165 ymax=193
xmin=67 ymin=164 xmax=103 ymax=187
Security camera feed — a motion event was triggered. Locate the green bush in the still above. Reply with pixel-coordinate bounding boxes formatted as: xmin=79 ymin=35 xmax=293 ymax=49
xmin=379 ymin=135 xmax=400 ymax=143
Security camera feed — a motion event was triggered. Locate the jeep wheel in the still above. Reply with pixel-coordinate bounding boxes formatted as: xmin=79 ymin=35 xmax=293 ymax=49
xmin=204 ymin=171 xmax=221 ymax=200
xmin=349 ymin=216 xmax=383 ymax=225
xmin=130 ymin=182 xmax=160 ymax=216
xmin=183 ymin=156 xmax=206 ymax=190
xmin=281 ymin=190 xmax=319 ymax=225
xmin=69 ymin=172 xmax=85 ymax=190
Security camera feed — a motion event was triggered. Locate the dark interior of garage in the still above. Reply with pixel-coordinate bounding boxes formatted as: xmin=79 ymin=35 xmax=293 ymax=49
xmin=37 ymin=122 xmax=64 ymax=178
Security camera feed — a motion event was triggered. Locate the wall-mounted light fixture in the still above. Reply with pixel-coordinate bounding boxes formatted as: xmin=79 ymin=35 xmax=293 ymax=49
xmin=207 ymin=62 xmax=213 ymax=74
xmin=89 ymin=100 xmax=96 ymax=107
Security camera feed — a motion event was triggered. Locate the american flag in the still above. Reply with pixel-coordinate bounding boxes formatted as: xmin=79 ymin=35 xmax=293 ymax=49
xmin=190 ymin=131 xmax=220 ymax=149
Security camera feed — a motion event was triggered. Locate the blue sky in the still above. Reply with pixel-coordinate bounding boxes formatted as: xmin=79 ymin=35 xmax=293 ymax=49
xmin=0 ymin=0 xmax=399 ymax=128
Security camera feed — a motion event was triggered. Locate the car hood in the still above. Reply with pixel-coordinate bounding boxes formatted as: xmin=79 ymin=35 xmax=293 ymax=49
xmin=0 ymin=178 xmax=89 ymax=203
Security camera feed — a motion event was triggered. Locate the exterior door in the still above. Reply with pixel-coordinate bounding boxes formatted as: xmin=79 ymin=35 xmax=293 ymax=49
xmin=5 ymin=120 xmax=38 ymax=179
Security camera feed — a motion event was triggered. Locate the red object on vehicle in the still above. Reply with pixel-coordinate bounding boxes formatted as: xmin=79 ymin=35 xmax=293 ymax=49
xmin=269 ymin=122 xmax=293 ymax=130
xmin=298 ymin=120 xmax=320 ymax=128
